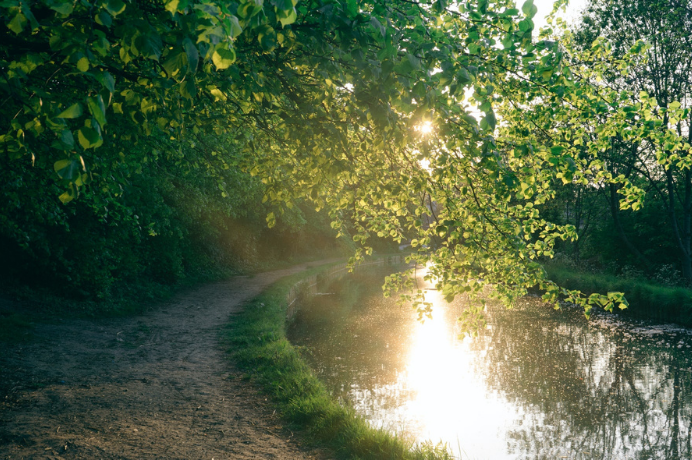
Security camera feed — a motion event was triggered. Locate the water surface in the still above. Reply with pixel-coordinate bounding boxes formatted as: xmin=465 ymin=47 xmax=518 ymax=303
xmin=288 ymin=274 xmax=692 ymax=459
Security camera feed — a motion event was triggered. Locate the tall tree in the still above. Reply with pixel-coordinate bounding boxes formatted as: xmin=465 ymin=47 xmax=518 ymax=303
xmin=574 ymin=0 xmax=692 ymax=281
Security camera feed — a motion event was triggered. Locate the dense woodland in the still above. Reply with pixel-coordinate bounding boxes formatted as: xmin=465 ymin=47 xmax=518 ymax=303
xmin=1 ymin=0 xmax=691 ymax=313
xmin=1 ymin=130 xmax=348 ymax=301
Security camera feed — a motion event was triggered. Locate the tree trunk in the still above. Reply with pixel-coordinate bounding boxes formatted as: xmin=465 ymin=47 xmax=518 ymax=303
xmin=683 ymin=156 xmax=692 ymax=283
xmin=608 ymin=184 xmax=651 ymax=268
xmin=665 ymin=168 xmax=692 ymax=283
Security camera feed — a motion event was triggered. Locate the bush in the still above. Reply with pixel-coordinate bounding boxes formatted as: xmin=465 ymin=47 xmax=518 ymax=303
xmin=545 ymin=264 xmax=692 ymax=326
xmin=653 ymin=264 xmax=684 ymax=287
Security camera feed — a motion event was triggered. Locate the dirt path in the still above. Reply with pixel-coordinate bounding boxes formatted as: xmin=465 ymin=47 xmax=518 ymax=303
xmin=0 ymin=261 xmax=339 ymax=459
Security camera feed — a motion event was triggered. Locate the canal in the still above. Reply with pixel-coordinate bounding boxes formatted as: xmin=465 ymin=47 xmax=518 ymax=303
xmin=287 ymin=269 xmax=692 ymax=459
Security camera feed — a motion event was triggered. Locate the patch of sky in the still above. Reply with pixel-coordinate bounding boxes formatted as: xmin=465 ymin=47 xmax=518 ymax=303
xmin=532 ymin=0 xmax=587 ymax=32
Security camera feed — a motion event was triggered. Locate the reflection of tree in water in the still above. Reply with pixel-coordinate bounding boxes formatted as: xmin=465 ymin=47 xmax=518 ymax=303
xmin=477 ymin=296 xmax=692 ymax=459
xmin=291 ymin=280 xmax=692 ymax=458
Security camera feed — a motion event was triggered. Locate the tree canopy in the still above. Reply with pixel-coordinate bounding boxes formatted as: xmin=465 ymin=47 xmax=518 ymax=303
xmin=3 ymin=0 xmax=691 ymax=314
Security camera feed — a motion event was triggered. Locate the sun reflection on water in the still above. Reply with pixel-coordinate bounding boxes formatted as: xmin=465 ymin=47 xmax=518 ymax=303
xmin=391 ymin=289 xmax=517 ymax=458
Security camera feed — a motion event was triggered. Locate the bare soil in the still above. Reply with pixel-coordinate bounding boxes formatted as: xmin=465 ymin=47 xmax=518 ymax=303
xmin=0 ymin=261 xmax=338 ymax=459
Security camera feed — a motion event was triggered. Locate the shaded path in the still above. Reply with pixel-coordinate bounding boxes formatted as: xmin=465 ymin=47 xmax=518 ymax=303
xmin=0 ymin=261 xmax=339 ymax=459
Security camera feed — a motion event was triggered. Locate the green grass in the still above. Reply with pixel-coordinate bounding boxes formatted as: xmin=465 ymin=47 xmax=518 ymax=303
xmin=545 ymin=265 xmax=692 ymax=325
xmin=223 ymin=266 xmax=454 ymax=460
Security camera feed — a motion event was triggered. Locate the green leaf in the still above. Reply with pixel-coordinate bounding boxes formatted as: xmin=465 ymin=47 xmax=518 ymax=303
xmin=140 ymin=98 xmax=157 ymax=115
xmin=521 ymin=0 xmax=537 ymax=18
xmin=134 ymin=33 xmax=163 ymax=60
xmin=407 ymin=53 xmax=421 ymax=70
xmin=95 ymin=71 xmax=116 ymax=93
xmin=518 ymin=18 xmax=534 ymax=33
xmin=19 ymin=3 xmax=39 ymax=31
xmin=54 ymin=159 xmax=81 ymax=180
xmin=369 ymin=16 xmax=385 ymax=37
xmin=258 ymin=25 xmax=277 ymax=52
xmin=78 ymin=126 xmax=101 ymax=149
xmin=7 ymin=12 xmax=27 ymax=34
xmin=266 ymin=212 xmax=276 ymax=228
xmin=95 ymin=11 xmax=112 ymax=27
xmin=76 ymin=56 xmax=89 ymax=72
xmin=162 ymin=50 xmax=186 ymax=76
xmin=502 ymin=33 xmax=516 ymax=49
xmin=346 ymin=0 xmax=358 ymax=18
xmin=164 ymin=0 xmax=180 ymax=13
xmin=105 ymin=0 xmax=126 ymax=16
xmin=56 ymin=103 xmax=83 ymax=119
xmin=45 ymin=0 xmax=73 ymax=15
xmin=228 ymin=16 xmax=243 ymax=37
xmin=59 ymin=188 xmax=77 ymax=204
xmin=212 ymin=47 xmax=236 ymax=70
xmin=209 ymin=88 xmax=227 ymax=101
xmin=182 ymin=38 xmax=199 ymax=73
xmin=278 ymin=8 xmax=296 ymax=27
xmin=237 ymin=0 xmax=263 ymax=19
xmin=60 ymin=130 xmax=75 ymax=148
xmin=271 ymin=0 xmax=294 ymax=10
xmin=484 ymin=112 xmax=497 ymax=130
xmin=179 ymin=79 xmax=196 ymax=99
xmin=87 ymin=95 xmax=107 ymax=127
xmin=541 ymin=68 xmax=553 ymax=80
xmin=456 ymin=67 xmax=472 ymax=85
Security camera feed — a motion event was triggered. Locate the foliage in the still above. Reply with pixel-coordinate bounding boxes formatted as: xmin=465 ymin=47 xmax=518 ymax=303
xmin=4 ymin=0 xmax=692 ymax=315
xmin=0 ymin=0 xmax=321 ymax=301
xmin=545 ymin=264 xmax=692 ymax=326
xmin=539 ymin=0 xmax=692 ymax=285
xmin=0 ymin=131 xmax=342 ymax=302
xmin=567 ymin=186 xmax=682 ymax=272
xmin=568 ymin=0 xmax=692 ymax=280
xmin=225 ymin=266 xmax=455 ymax=459
xmin=653 ymin=264 xmax=684 ymax=288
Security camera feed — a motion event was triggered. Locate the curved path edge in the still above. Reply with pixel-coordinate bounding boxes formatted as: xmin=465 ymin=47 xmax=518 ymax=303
xmin=0 ymin=259 xmax=341 ymax=459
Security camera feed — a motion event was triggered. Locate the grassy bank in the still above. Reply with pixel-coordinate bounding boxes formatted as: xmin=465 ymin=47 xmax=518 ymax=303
xmin=224 ymin=266 xmax=453 ymax=460
xmin=545 ymin=265 xmax=692 ymax=326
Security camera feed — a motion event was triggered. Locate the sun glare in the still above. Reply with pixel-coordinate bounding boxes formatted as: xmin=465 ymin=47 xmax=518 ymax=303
xmin=416 ymin=121 xmax=434 ymax=135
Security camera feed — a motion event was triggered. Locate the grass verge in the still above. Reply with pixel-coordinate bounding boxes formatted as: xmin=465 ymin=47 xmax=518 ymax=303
xmin=224 ymin=266 xmax=453 ymax=460
xmin=545 ymin=265 xmax=692 ymax=326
